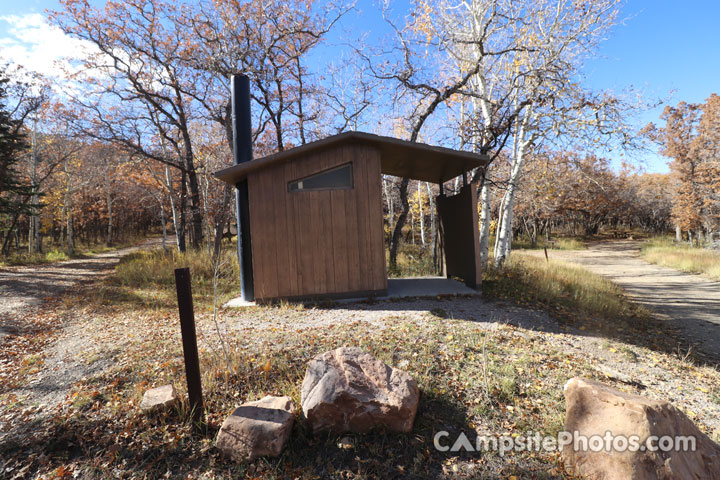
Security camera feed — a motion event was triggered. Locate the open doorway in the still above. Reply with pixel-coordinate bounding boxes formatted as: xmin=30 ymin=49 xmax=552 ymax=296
xmin=383 ymin=177 xmax=481 ymax=294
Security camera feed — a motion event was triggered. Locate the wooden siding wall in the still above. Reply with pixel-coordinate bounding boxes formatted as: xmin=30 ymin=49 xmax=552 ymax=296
xmin=248 ymin=144 xmax=387 ymax=301
xmin=436 ymin=183 xmax=482 ymax=288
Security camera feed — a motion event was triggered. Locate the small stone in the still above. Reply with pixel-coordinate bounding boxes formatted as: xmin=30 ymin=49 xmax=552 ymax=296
xmin=215 ymin=395 xmax=295 ymax=462
xmin=301 ymin=347 xmax=419 ymax=434
xmin=140 ymin=384 xmax=178 ymax=413
xmin=337 ymin=436 xmax=353 ymax=449
xmin=563 ymin=377 xmax=720 ymax=480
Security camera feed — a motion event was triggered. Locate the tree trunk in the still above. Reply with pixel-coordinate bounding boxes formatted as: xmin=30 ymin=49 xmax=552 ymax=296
xmin=494 ymin=179 xmax=520 ymax=267
xmin=495 ymin=112 xmax=531 ymax=268
xmin=213 ymin=184 xmax=233 ymax=260
xmin=165 ymin=164 xmax=181 ymax=252
xmin=383 ymin=177 xmax=394 ymax=241
xmin=478 ymin=176 xmax=491 ymax=266
xmin=182 ymin=140 xmax=203 ymax=250
xmin=178 ymin=170 xmax=188 ymax=253
xmin=426 ymin=182 xmax=436 ymax=256
xmin=2 ymin=209 xmax=24 ymax=256
xmin=105 ymin=164 xmax=113 ymax=246
xmin=493 ymin=191 xmax=507 ymax=261
xmin=410 ymin=200 xmax=415 ymax=245
xmin=418 ymin=182 xmax=426 ymax=247
xmin=160 ymin=200 xmax=168 ymax=252
xmin=66 ymin=210 xmax=74 ymax=256
xmin=388 ymin=177 xmax=410 ymax=271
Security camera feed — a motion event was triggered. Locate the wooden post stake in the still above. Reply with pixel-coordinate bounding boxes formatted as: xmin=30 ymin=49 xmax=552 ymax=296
xmin=174 ymin=267 xmax=204 ymax=427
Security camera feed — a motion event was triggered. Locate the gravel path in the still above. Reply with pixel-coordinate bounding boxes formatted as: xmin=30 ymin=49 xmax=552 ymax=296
xmin=0 ymin=237 xmax=170 ymax=430
xmin=0 ymin=237 xmax=169 ymax=340
xmin=533 ymin=240 xmax=720 ymax=363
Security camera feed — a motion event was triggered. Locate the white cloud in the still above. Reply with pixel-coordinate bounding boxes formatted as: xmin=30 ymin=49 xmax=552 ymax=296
xmin=0 ymin=13 xmax=97 ymax=80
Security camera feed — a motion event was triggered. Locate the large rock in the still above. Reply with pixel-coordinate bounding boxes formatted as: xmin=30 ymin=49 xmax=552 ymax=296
xmin=215 ymin=395 xmax=295 ymax=462
xmin=140 ymin=384 xmax=178 ymax=413
xmin=301 ymin=347 xmax=419 ymax=433
xmin=563 ymin=377 xmax=720 ymax=479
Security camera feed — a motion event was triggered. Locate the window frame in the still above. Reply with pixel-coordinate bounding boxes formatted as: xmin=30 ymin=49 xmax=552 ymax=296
xmin=287 ymin=162 xmax=354 ymax=193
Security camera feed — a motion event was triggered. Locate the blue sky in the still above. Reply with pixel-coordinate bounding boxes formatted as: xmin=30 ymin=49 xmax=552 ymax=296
xmin=583 ymin=0 xmax=720 ymax=172
xmin=1 ymin=0 xmax=718 ymax=173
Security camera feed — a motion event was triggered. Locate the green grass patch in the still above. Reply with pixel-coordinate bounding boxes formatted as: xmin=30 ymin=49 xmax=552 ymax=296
xmin=0 ymin=249 xmax=70 ymax=266
xmin=641 ymin=236 xmax=720 ymax=279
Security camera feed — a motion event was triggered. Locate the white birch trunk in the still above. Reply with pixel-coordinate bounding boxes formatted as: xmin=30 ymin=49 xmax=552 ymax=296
xmin=418 ymin=182 xmax=426 ymax=247
xmin=28 ymin=123 xmax=38 ymax=254
xmin=479 ymin=179 xmax=491 ymax=266
xmin=165 ymin=164 xmax=181 ymax=252
xmin=104 ymin=163 xmax=113 ymax=245
xmin=160 ymin=200 xmax=168 ymax=252
xmin=473 ymin=77 xmax=494 ymax=267
xmin=383 ymin=177 xmax=394 ymax=234
xmin=494 ymin=107 xmax=533 ymax=267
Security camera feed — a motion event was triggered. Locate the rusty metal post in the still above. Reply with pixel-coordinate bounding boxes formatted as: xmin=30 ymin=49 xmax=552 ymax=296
xmin=174 ymin=267 xmax=204 ymax=427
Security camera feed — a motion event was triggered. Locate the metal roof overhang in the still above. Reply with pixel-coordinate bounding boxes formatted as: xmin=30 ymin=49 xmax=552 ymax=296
xmin=214 ymin=131 xmax=489 ymax=185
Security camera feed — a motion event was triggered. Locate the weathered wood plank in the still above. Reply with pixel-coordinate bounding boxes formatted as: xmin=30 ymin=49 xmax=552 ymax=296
xmin=281 ymin=161 xmax=299 ymax=297
xmin=269 ymin=163 xmax=291 ymax=298
xmin=248 ymin=171 xmax=267 ymax=299
xmin=354 ymin=145 xmax=373 ymax=290
xmin=343 ymin=145 xmax=362 ymax=292
xmin=365 ymin=146 xmax=387 ymax=290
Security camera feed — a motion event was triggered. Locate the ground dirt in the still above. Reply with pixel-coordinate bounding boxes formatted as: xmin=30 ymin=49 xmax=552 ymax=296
xmin=528 ymin=240 xmax=720 ymax=364
xmin=0 ymin=237 xmax=170 ymax=340
xmin=2 ymin=238 xmax=720 ymax=475
xmin=0 ymin=237 xmax=171 ymax=443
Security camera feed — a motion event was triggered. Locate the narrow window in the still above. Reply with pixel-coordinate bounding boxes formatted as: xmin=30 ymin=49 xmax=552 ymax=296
xmin=288 ymin=163 xmax=353 ymax=192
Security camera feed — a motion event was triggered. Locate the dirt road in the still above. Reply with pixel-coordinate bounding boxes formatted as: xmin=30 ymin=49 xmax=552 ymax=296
xmin=534 ymin=240 xmax=720 ymax=363
xmin=0 ymin=237 xmax=169 ymax=339
xmin=0 ymin=237 xmax=173 ymax=444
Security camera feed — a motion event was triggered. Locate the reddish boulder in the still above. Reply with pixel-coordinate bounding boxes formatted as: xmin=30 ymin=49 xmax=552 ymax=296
xmin=301 ymin=347 xmax=419 ymax=433
xmin=563 ymin=377 xmax=720 ymax=479
xmin=140 ymin=384 xmax=178 ymax=413
xmin=215 ymin=395 xmax=295 ymax=462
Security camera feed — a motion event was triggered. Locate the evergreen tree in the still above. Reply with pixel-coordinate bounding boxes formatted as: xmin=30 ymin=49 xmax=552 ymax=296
xmin=0 ymin=67 xmax=35 ymax=218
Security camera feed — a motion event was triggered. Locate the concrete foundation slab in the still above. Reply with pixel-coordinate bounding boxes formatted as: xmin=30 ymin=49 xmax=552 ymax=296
xmin=385 ymin=277 xmax=478 ymax=299
xmin=224 ymin=277 xmax=478 ymax=307
xmin=224 ymin=297 xmax=257 ymax=308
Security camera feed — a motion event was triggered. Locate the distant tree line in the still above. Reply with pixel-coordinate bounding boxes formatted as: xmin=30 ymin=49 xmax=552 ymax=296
xmin=4 ymin=0 xmax=715 ymax=267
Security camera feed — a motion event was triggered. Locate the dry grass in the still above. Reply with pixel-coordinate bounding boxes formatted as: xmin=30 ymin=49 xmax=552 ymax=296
xmin=109 ymin=246 xmax=239 ymax=310
xmin=641 ymin=237 xmax=720 ymax=280
xmin=512 ymin=237 xmax=586 ymax=251
xmin=485 ymin=252 xmax=649 ymax=324
xmin=387 ymin=244 xmax=437 ymax=277
xmin=0 ymin=237 xmax=142 ymax=267
xmin=3 ymin=243 xmax=719 ymax=478
xmin=0 ymin=249 xmax=71 ymax=266
xmin=2 ymin=312 xmax=586 ymax=478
